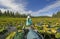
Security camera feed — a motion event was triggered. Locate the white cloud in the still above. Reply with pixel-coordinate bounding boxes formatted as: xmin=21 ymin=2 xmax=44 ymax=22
xmin=0 ymin=0 xmax=33 ymax=14
xmin=0 ymin=0 xmax=60 ymax=16
xmin=31 ymin=0 xmax=60 ymax=16
xmin=0 ymin=0 xmax=27 ymax=13
xmin=38 ymin=1 xmax=60 ymax=13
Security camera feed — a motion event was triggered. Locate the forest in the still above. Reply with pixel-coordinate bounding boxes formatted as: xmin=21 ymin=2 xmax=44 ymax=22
xmin=0 ymin=10 xmax=60 ymax=18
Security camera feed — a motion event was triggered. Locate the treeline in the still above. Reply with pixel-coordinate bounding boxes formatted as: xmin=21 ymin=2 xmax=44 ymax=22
xmin=33 ymin=11 xmax=60 ymax=18
xmin=0 ymin=10 xmax=60 ymax=18
xmin=52 ymin=11 xmax=60 ymax=18
xmin=0 ymin=10 xmax=28 ymax=18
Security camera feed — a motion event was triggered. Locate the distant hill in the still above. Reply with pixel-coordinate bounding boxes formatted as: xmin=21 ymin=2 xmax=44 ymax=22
xmin=32 ymin=16 xmax=51 ymax=18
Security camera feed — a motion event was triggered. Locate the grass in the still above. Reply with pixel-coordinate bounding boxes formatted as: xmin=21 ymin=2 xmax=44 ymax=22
xmin=0 ymin=18 xmax=60 ymax=31
xmin=0 ymin=18 xmax=60 ymax=24
xmin=0 ymin=17 xmax=60 ymax=38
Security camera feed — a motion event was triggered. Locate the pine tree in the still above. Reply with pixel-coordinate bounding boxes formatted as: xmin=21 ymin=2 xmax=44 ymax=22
xmin=15 ymin=12 xmax=20 ymax=18
xmin=0 ymin=10 xmax=2 ymax=16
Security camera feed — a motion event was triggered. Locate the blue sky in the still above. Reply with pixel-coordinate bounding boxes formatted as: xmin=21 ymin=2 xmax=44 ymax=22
xmin=26 ymin=0 xmax=56 ymax=11
xmin=0 ymin=0 xmax=60 ymax=16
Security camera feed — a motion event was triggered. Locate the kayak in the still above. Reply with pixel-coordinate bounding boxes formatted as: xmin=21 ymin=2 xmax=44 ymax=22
xmin=13 ymin=29 xmax=44 ymax=39
xmin=27 ymin=28 xmax=43 ymax=39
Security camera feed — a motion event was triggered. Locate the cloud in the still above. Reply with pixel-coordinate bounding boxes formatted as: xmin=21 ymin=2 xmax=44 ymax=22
xmin=0 ymin=0 xmax=33 ymax=15
xmin=31 ymin=0 xmax=60 ymax=16
xmin=38 ymin=1 xmax=60 ymax=13
xmin=0 ymin=0 xmax=27 ymax=13
xmin=0 ymin=0 xmax=60 ymax=16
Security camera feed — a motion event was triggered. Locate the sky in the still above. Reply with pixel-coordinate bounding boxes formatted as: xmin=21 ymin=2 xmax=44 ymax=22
xmin=0 ymin=0 xmax=60 ymax=16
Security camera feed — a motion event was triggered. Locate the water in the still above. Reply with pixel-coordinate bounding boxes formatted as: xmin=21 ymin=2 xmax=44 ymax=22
xmin=0 ymin=26 xmax=58 ymax=39
xmin=0 ymin=30 xmax=8 ymax=39
xmin=0 ymin=26 xmax=17 ymax=39
xmin=57 ymin=28 xmax=60 ymax=32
